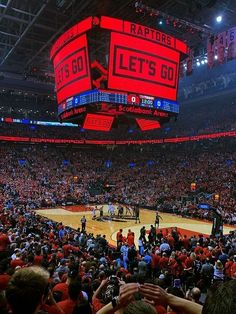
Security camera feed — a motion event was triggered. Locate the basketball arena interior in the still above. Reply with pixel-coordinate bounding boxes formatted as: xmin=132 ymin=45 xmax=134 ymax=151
xmin=0 ymin=1 xmax=236 ymax=314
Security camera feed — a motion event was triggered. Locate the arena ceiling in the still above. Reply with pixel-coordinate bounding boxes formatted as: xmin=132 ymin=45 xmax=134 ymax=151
xmin=0 ymin=0 xmax=235 ymax=79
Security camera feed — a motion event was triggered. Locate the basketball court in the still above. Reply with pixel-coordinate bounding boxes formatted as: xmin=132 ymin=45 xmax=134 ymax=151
xmin=35 ymin=205 xmax=236 ymax=247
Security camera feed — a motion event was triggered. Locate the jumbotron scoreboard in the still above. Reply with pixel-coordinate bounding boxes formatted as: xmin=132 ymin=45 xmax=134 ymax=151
xmin=50 ymin=16 xmax=188 ymax=131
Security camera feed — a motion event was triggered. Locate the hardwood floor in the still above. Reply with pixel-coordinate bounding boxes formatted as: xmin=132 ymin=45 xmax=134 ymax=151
xmin=36 ymin=205 xmax=236 ymax=246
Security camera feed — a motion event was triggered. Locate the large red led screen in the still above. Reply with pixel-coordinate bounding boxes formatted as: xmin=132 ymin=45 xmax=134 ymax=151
xmin=53 ymin=34 xmax=91 ymax=104
xmin=83 ymin=113 xmax=114 ymax=131
xmin=50 ymin=16 xmax=92 ymax=59
xmin=136 ymin=118 xmax=161 ymax=131
xmin=108 ymin=32 xmax=180 ymax=101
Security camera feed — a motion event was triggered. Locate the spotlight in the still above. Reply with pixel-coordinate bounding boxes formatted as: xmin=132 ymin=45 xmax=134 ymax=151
xmin=197 ymin=61 xmax=201 ymax=66
xmin=204 ymin=59 xmax=208 ymax=64
xmin=158 ymin=20 xmax=163 ymax=25
xmin=216 ymin=15 xmax=222 ymax=23
xmin=201 ymin=60 xmax=205 ymax=65
xmin=214 ymin=55 xmax=218 ymax=60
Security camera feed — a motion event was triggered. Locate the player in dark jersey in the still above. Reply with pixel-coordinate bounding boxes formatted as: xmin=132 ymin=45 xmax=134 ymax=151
xmin=155 ymin=211 xmax=162 ymax=229
xmin=135 ymin=204 xmax=140 ymax=224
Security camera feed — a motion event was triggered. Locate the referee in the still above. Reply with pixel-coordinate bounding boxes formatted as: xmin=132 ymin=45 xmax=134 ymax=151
xmin=135 ymin=204 xmax=140 ymax=224
xmin=81 ymin=215 xmax=86 ymax=232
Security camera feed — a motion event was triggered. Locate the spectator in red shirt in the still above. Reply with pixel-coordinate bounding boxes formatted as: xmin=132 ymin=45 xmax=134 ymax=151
xmin=159 ymin=252 xmax=169 ymax=270
xmin=172 ymin=258 xmax=186 ymax=278
xmin=56 ymin=279 xmax=87 ymax=314
xmin=116 ymin=229 xmax=123 ymax=247
xmin=34 ymin=250 xmax=43 ymax=266
xmin=0 ymin=228 xmax=10 ymax=259
xmin=225 ymin=256 xmax=233 ymax=278
xmin=127 ymin=232 xmax=135 ymax=247
xmin=151 ymin=249 xmax=161 ymax=276
xmin=0 ymin=262 xmax=10 ymax=291
xmin=194 ymin=243 xmax=203 ymax=255
xmin=230 ymin=256 xmax=236 ymax=278
xmin=10 ymin=253 xmax=25 ymax=269
xmin=182 ymin=235 xmax=190 ymax=250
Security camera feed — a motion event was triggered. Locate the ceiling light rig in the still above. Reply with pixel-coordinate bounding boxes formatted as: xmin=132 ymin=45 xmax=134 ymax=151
xmin=134 ymin=1 xmax=214 ymax=36
xmin=216 ymin=15 xmax=222 ymax=23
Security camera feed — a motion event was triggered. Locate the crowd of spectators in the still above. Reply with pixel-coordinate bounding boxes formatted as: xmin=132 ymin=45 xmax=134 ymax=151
xmin=0 ymin=138 xmax=235 ymax=223
xmin=0 ymin=137 xmax=235 ymax=313
xmin=1 ymin=199 xmax=236 ymax=313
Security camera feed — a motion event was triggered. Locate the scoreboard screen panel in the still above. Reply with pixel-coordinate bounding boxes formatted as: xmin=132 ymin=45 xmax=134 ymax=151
xmin=108 ymin=32 xmax=180 ymax=101
xmin=53 ymin=34 xmax=91 ymax=104
xmin=83 ymin=113 xmax=114 ymax=131
xmin=136 ymin=118 xmax=161 ymax=131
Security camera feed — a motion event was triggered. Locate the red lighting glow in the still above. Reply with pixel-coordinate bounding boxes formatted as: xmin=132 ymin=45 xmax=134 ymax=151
xmin=53 ymin=34 xmax=91 ymax=104
xmin=108 ymin=32 xmax=180 ymax=101
xmin=50 ymin=17 xmax=93 ymax=60
xmin=83 ymin=113 xmax=114 ymax=131
xmin=5 ymin=117 xmax=13 ymax=123
xmin=1 ymin=131 xmax=236 ymax=145
xmin=136 ymin=118 xmax=161 ymax=131
xmin=100 ymin=16 xmax=188 ymax=54
xmin=100 ymin=16 xmax=123 ymax=32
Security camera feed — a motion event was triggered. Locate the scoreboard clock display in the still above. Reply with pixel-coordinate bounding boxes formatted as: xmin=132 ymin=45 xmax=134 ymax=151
xmin=127 ymin=94 xmax=140 ymax=105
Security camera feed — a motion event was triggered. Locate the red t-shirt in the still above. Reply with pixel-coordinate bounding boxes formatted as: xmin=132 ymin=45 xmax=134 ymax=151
xmin=151 ymin=254 xmax=161 ymax=269
xmin=127 ymin=235 xmax=134 ymax=246
xmin=225 ymin=261 xmax=233 ymax=277
xmin=179 ymin=254 xmax=187 ymax=263
xmin=0 ymin=233 xmax=10 ymax=251
xmin=156 ymin=305 xmax=167 ymax=314
xmin=168 ymin=236 xmax=175 ymax=248
xmin=194 ymin=246 xmax=203 ymax=255
xmin=159 ymin=256 xmax=169 ymax=269
xmin=92 ymin=297 xmax=104 ymax=313
xmin=57 ymin=299 xmax=76 ymax=314
xmin=172 ymin=262 xmax=186 ymax=277
xmin=34 ymin=255 xmax=43 ymax=265
xmin=182 ymin=238 xmax=190 ymax=249
xmin=0 ymin=273 xmax=11 ymax=291
xmin=62 ymin=244 xmax=73 ymax=257
xmin=185 ymin=257 xmax=194 ymax=269
xmin=230 ymin=262 xmax=236 ymax=278
xmin=10 ymin=259 xmax=25 ymax=269
xmin=116 ymin=232 xmax=122 ymax=241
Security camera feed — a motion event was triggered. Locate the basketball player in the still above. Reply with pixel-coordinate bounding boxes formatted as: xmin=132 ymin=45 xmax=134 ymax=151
xmin=118 ymin=205 xmax=124 ymax=218
xmin=92 ymin=206 xmax=96 ymax=219
xmin=135 ymin=204 xmax=140 ymax=224
xmin=155 ymin=211 xmax=162 ymax=229
xmin=81 ymin=215 xmax=86 ymax=232
xmin=108 ymin=203 xmax=115 ymax=216
xmin=125 ymin=205 xmax=132 ymax=216
xmin=99 ymin=205 xmax=104 ymax=219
